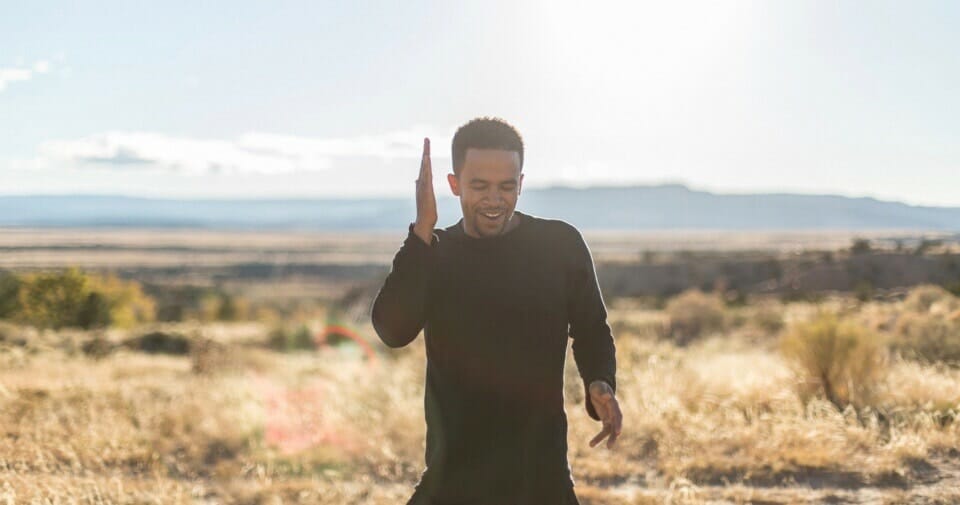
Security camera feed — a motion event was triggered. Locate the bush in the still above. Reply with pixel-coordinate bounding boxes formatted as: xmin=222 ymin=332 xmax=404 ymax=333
xmin=13 ymin=268 xmax=155 ymax=330
xmin=15 ymin=268 xmax=89 ymax=329
xmin=85 ymin=274 xmax=156 ymax=328
xmin=750 ymin=301 xmax=785 ymax=335
xmin=850 ymin=238 xmax=872 ymax=254
xmin=903 ymin=284 xmax=957 ymax=314
xmin=665 ymin=290 xmax=725 ymax=345
xmin=780 ymin=313 xmax=887 ymax=410
xmin=891 ymin=312 xmax=960 ymax=365
xmin=198 ymin=291 xmax=251 ymax=322
xmin=267 ymin=324 xmax=316 ymax=352
xmin=146 ymin=284 xmax=208 ymax=322
xmin=0 ymin=271 xmax=20 ymax=319
xmin=125 ymin=331 xmax=192 ymax=355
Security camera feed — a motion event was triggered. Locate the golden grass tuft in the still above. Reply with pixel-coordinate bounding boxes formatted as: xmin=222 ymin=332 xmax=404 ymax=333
xmin=779 ymin=312 xmax=887 ymax=410
xmin=903 ymin=284 xmax=958 ymax=314
xmin=891 ymin=311 xmax=960 ymax=365
xmin=664 ymin=290 xmax=725 ymax=345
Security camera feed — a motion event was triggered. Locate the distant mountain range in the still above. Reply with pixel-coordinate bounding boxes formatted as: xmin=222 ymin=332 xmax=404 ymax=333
xmin=1 ymin=185 xmax=958 ymax=230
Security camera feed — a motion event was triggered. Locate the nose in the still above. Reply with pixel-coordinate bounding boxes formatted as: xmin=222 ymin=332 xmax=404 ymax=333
xmin=485 ymin=186 xmax=504 ymax=204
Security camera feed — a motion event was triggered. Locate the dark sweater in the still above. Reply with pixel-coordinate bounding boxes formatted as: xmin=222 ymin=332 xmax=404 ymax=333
xmin=371 ymin=210 xmax=617 ymax=504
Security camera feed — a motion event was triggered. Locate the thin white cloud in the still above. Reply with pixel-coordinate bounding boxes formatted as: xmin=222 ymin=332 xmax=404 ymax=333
xmin=0 ymin=60 xmax=51 ymax=92
xmin=32 ymin=126 xmax=451 ymax=175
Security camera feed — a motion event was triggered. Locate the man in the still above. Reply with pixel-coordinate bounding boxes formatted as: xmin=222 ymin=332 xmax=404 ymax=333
xmin=371 ymin=117 xmax=621 ymax=504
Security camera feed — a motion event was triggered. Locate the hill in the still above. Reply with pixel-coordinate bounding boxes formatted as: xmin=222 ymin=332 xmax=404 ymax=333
xmin=1 ymin=185 xmax=958 ymax=230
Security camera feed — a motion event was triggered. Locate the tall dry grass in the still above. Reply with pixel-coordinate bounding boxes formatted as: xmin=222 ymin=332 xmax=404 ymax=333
xmin=779 ymin=312 xmax=888 ymax=410
xmin=1 ymin=295 xmax=959 ymax=503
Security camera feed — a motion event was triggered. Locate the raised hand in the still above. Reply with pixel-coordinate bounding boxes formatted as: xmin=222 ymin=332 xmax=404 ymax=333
xmin=588 ymin=380 xmax=623 ymax=449
xmin=413 ymin=137 xmax=437 ymax=245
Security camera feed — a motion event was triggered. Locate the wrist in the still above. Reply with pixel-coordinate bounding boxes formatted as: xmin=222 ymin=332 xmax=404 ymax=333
xmin=589 ymin=380 xmax=614 ymax=394
xmin=412 ymin=221 xmax=434 ymax=245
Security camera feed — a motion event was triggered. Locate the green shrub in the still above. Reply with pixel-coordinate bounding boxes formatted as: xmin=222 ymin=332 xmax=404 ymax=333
xmin=14 ymin=268 xmax=155 ymax=330
xmin=665 ymin=289 xmax=725 ymax=345
xmin=86 ymin=274 xmax=156 ymax=328
xmin=16 ymin=268 xmax=90 ymax=329
xmin=267 ymin=324 xmax=316 ymax=352
xmin=197 ymin=291 xmax=251 ymax=322
xmin=780 ymin=313 xmax=887 ymax=410
xmin=77 ymin=292 xmax=112 ymax=329
xmin=0 ymin=271 xmax=20 ymax=319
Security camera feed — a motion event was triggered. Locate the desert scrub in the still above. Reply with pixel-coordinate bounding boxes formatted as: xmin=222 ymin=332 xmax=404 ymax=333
xmin=892 ymin=312 xmax=960 ymax=365
xmin=780 ymin=312 xmax=887 ymax=410
xmin=747 ymin=300 xmax=786 ymax=335
xmin=903 ymin=284 xmax=959 ymax=314
xmin=665 ymin=289 xmax=725 ymax=345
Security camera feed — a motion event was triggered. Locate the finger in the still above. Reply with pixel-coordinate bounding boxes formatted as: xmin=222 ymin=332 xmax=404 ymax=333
xmin=606 ymin=407 xmax=622 ymax=450
xmin=606 ymin=429 xmax=619 ymax=449
xmin=608 ymin=400 xmax=623 ymax=432
xmin=589 ymin=425 xmax=611 ymax=448
xmin=419 ymin=138 xmax=432 ymax=182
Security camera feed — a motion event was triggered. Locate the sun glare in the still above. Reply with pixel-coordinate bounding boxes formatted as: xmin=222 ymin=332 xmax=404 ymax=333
xmin=522 ymin=1 xmax=752 ymax=99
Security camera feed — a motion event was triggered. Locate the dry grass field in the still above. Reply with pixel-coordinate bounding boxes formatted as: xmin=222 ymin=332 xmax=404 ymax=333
xmin=1 ymin=229 xmax=959 ymax=504
xmin=1 ymin=296 xmax=959 ymax=504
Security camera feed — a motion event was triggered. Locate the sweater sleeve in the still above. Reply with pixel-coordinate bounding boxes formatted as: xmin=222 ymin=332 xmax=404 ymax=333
xmin=566 ymin=225 xmax=617 ymax=421
xmin=371 ymin=223 xmax=437 ymax=348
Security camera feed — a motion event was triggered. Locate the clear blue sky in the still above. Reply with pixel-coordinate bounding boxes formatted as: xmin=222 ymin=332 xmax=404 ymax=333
xmin=2 ymin=1 xmax=958 ymax=206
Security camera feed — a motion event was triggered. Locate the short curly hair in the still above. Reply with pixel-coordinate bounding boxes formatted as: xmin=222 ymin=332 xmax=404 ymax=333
xmin=451 ymin=117 xmax=524 ymax=175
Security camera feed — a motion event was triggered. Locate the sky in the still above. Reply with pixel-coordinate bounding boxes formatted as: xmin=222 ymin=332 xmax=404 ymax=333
xmin=1 ymin=0 xmax=958 ymax=206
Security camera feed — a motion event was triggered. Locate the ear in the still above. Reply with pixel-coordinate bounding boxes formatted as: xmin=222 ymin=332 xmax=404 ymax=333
xmin=447 ymin=173 xmax=461 ymax=196
xmin=518 ymin=173 xmax=524 ymax=195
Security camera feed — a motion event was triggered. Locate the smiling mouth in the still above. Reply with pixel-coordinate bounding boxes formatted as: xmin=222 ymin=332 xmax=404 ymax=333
xmin=480 ymin=210 xmax=504 ymax=221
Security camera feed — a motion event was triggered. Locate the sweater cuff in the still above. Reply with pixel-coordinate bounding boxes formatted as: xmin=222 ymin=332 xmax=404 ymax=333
xmin=584 ymin=377 xmax=616 ymax=421
xmin=406 ymin=222 xmax=438 ymax=249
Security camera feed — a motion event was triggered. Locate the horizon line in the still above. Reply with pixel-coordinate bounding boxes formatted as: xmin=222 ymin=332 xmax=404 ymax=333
xmin=0 ymin=184 xmax=958 ymax=210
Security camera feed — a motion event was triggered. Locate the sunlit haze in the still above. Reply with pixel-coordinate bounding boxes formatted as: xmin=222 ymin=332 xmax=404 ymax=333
xmin=2 ymin=1 xmax=958 ymax=206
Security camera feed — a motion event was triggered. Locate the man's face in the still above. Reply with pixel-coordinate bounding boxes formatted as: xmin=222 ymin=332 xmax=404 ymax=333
xmin=447 ymin=148 xmax=524 ymax=238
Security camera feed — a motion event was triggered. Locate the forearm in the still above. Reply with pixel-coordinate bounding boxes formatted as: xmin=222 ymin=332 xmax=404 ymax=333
xmin=371 ymin=223 xmax=435 ymax=348
xmin=567 ymin=227 xmax=618 ymax=420
xmin=572 ymin=317 xmax=617 ymax=420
